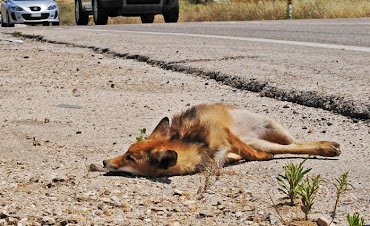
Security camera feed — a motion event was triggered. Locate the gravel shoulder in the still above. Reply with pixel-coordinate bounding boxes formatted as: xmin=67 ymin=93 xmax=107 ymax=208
xmin=0 ymin=32 xmax=369 ymax=225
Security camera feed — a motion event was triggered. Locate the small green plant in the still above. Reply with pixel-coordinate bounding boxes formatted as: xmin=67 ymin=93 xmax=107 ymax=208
xmin=136 ymin=128 xmax=149 ymax=142
xmin=297 ymin=175 xmax=322 ymax=220
xmin=276 ymin=159 xmax=312 ymax=206
xmin=331 ymin=172 xmax=353 ymax=223
xmin=346 ymin=213 xmax=365 ymax=226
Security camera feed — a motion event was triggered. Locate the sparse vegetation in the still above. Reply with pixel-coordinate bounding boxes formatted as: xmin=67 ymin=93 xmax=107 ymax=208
xmin=197 ymin=163 xmax=222 ymax=199
xmin=57 ymin=0 xmax=370 ymax=25
xmin=58 ymin=0 xmax=75 ymax=25
xmin=275 ymin=161 xmax=362 ymax=224
xmin=136 ymin=128 xmax=149 ymax=142
xmin=297 ymin=175 xmax=322 ymax=220
xmin=11 ymin=31 xmax=22 ymax=37
xmin=347 ymin=213 xmax=365 ymax=226
xmin=331 ymin=172 xmax=353 ymax=224
xmin=276 ymin=159 xmax=312 ymax=206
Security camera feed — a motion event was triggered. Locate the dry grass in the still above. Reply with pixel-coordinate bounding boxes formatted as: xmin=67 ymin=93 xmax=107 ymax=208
xmin=179 ymin=0 xmax=370 ymax=22
xmin=58 ymin=0 xmax=75 ymax=25
xmin=179 ymin=0 xmax=286 ymax=22
xmin=57 ymin=0 xmax=370 ymax=25
xmin=292 ymin=0 xmax=370 ymax=19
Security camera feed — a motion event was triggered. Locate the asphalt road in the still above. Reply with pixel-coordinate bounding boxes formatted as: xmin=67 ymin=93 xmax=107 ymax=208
xmin=77 ymin=18 xmax=370 ymax=47
xmin=4 ymin=18 xmax=370 ymax=119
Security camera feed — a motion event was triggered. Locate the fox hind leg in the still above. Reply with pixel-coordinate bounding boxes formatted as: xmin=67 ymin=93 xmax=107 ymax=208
xmin=251 ymin=117 xmax=340 ymax=157
xmin=248 ymin=139 xmax=341 ymax=157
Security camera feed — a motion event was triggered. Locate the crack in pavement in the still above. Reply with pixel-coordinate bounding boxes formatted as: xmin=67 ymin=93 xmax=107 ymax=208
xmin=13 ymin=33 xmax=370 ymax=121
xmin=167 ymin=55 xmax=255 ymax=64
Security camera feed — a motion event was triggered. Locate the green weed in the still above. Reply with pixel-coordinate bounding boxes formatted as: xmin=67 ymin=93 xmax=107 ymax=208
xmin=347 ymin=213 xmax=365 ymax=226
xmin=297 ymin=175 xmax=322 ymax=220
xmin=276 ymin=159 xmax=312 ymax=206
xmin=136 ymin=128 xmax=149 ymax=142
xmin=331 ymin=172 xmax=353 ymax=223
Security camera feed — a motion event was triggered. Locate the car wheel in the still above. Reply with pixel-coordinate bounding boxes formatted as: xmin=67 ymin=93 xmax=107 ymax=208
xmin=140 ymin=15 xmax=154 ymax=23
xmin=1 ymin=12 xmax=7 ymax=27
xmin=163 ymin=0 xmax=179 ymax=23
xmin=7 ymin=13 xmax=14 ymax=27
xmin=92 ymin=0 xmax=108 ymax=25
xmin=52 ymin=22 xmax=60 ymax=26
xmin=75 ymin=0 xmax=89 ymax=25
xmin=43 ymin=22 xmax=50 ymax=26
xmin=1 ymin=17 xmax=7 ymax=27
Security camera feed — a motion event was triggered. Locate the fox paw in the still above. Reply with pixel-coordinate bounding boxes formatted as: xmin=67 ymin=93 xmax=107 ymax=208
xmin=261 ymin=152 xmax=274 ymax=160
xmin=319 ymin=141 xmax=341 ymax=157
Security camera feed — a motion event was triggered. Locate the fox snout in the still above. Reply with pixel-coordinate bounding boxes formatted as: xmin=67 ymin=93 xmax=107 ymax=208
xmin=102 ymin=159 xmax=117 ymax=171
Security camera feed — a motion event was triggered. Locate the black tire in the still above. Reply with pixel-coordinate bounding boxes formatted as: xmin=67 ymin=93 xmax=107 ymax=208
xmin=1 ymin=17 xmax=8 ymax=27
xmin=140 ymin=15 xmax=154 ymax=23
xmin=75 ymin=0 xmax=89 ymax=25
xmin=7 ymin=13 xmax=14 ymax=27
xmin=43 ymin=22 xmax=50 ymax=26
xmin=163 ymin=1 xmax=179 ymax=23
xmin=92 ymin=0 xmax=108 ymax=25
xmin=52 ymin=22 xmax=60 ymax=26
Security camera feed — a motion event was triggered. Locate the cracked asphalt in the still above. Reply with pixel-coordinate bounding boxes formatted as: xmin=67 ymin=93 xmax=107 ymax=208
xmin=6 ymin=18 xmax=370 ymax=120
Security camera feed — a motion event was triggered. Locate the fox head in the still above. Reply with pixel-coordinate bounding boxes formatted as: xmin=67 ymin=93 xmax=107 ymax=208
xmin=103 ymin=117 xmax=179 ymax=176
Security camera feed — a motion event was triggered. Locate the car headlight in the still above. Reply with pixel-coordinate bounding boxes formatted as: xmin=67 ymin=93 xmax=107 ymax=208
xmin=47 ymin=4 xmax=58 ymax=10
xmin=10 ymin=6 xmax=24 ymax=11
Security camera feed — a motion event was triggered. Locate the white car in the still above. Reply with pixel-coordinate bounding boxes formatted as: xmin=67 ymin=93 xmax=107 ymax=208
xmin=1 ymin=0 xmax=59 ymax=27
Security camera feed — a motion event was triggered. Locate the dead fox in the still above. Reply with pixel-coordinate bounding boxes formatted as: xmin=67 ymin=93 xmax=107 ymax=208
xmin=103 ymin=104 xmax=340 ymax=176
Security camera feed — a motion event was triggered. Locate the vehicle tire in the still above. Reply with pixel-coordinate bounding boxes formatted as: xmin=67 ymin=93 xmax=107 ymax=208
xmin=140 ymin=15 xmax=154 ymax=23
xmin=1 ymin=18 xmax=7 ymax=27
xmin=7 ymin=13 xmax=14 ymax=27
xmin=43 ymin=22 xmax=50 ymax=26
xmin=75 ymin=0 xmax=89 ymax=25
xmin=52 ymin=22 xmax=60 ymax=26
xmin=1 ymin=12 xmax=6 ymax=27
xmin=163 ymin=0 xmax=179 ymax=23
xmin=92 ymin=0 xmax=108 ymax=25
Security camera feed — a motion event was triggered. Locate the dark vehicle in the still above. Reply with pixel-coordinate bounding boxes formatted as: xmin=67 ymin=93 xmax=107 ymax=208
xmin=75 ymin=0 xmax=179 ymax=25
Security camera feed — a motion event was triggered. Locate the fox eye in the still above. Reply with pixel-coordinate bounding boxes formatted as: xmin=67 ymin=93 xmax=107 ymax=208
xmin=126 ymin=155 xmax=135 ymax=162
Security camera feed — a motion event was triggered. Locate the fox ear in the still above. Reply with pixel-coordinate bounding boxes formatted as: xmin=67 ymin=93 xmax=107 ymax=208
xmin=151 ymin=150 xmax=178 ymax=170
xmin=149 ymin=117 xmax=170 ymax=140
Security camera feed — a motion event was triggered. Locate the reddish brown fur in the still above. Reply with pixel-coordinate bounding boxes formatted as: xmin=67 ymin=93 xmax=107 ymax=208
xmin=103 ymin=104 xmax=341 ymax=176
